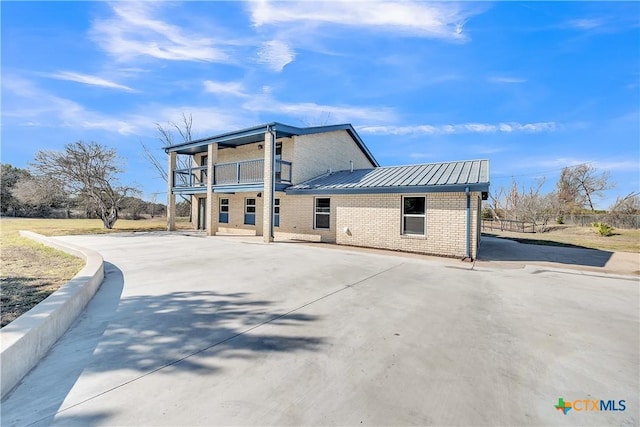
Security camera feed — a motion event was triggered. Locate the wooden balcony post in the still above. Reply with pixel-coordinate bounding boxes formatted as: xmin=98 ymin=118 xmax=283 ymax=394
xmin=167 ymin=151 xmax=177 ymax=231
xmin=206 ymin=143 xmax=218 ymax=236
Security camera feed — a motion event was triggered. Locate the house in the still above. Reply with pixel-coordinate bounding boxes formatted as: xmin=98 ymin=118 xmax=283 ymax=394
xmin=164 ymin=123 xmax=490 ymax=260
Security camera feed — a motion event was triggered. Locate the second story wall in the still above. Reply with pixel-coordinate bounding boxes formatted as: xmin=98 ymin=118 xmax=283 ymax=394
xmin=216 ymin=137 xmax=293 ymax=164
xmin=291 ymin=130 xmax=376 ymax=184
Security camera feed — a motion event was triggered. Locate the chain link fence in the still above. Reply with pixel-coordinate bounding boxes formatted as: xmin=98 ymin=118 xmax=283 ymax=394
xmin=562 ymin=214 xmax=640 ymax=229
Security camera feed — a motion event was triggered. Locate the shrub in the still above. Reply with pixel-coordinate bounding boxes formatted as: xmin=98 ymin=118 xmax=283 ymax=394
xmin=592 ymin=222 xmax=614 ymax=237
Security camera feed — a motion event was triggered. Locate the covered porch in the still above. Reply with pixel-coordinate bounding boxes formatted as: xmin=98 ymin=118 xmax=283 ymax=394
xmin=165 ymin=123 xmax=296 ymax=242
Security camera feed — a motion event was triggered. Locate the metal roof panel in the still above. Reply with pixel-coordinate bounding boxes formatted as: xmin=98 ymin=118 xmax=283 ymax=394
xmin=287 ymin=160 xmax=490 ymax=194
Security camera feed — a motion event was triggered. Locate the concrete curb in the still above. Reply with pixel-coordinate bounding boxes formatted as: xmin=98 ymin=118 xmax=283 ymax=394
xmin=0 ymin=231 xmax=105 ymax=399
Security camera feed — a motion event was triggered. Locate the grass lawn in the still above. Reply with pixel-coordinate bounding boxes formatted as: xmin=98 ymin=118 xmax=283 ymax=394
xmin=483 ymin=225 xmax=640 ymax=253
xmin=0 ymin=217 xmax=191 ymax=327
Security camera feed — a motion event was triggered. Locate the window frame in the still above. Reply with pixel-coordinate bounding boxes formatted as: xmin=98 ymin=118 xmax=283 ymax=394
xmin=244 ymin=197 xmax=256 ymax=225
xmin=314 ymin=197 xmax=331 ymax=230
xmin=402 ymin=196 xmax=426 ymax=236
xmin=274 ymin=198 xmax=280 ymax=227
xmin=275 ymin=142 xmax=282 ymax=181
xmin=219 ymin=198 xmax=229 ymax=223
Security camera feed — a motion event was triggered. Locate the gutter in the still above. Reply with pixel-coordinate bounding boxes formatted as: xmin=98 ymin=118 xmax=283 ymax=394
xmin=268 ymin=125 xmax=277 ymax=240
xmin=464 ymin=186 xmax=472 ymax=261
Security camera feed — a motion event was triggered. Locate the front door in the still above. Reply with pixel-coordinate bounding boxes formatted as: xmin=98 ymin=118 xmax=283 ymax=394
xmin=198 ymin=198 xmax=206 ymax=230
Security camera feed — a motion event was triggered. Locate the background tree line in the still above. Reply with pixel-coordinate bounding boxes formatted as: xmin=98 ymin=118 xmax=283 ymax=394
xmin=1 ymin=141 xmax=165 ymax=227
xmin=485 ymin=164 xmax=640 ymax=231
xmin=2 ymin=116 xmax=194 ymax=228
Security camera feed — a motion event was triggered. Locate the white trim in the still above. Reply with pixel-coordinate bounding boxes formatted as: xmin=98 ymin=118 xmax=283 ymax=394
xmin=314 ymin=197 xmax=331 ymax=230
xmin=401 ymin=195 xmax=426 ymax=236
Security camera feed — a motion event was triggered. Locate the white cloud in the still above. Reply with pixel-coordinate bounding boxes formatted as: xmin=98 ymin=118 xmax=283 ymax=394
xmin=538 ymin=158 xmax=639 ymax=172
xmin=568 ymin=18 xmax=605 ymax=30
xmin=257 ymin=40 xmax=295 ymax=72
xmin=488 ymin=76 xmax=527 ymax=84
xmin=203 ymin=80 xmax=249 ymax=97
xmin=249 ymin=1 xmax=480 ymax=41
xmin=243 ymin=94 xmax=395 ymax=123
xmin=2 ymin=76 xmax=248 ymax=136
xmin=358 ymin=121 xmax=557 ymax=135
xmin=90 ymin=3 xmax=227 ymax=62
xmin=47 ymin=71 xmax=137 ymax=92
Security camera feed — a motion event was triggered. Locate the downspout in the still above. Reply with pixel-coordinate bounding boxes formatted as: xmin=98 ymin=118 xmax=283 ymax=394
xmin=269 ymin=125 xmax=276 ymax=240
xmin=465 ymin=186 xmax=471 ymax=261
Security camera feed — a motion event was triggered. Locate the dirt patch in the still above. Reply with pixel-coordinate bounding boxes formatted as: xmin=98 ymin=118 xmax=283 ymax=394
xmin=1 ymin=239 xmax=84 ymax=327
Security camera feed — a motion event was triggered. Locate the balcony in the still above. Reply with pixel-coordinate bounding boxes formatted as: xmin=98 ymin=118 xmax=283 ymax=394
xmin=172 ymin=159 xmax=292 ymax=192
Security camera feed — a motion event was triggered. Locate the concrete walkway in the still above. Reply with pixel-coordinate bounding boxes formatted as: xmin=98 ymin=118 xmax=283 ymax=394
xmin=2 ymin=233 xmax=638 ymax=426
xmin=477 ymin=236 xmax=640 ymax=276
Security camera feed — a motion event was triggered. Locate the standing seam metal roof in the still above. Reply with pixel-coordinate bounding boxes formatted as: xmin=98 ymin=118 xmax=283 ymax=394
xmin=286 ymin=160 xmax=489 ymax=194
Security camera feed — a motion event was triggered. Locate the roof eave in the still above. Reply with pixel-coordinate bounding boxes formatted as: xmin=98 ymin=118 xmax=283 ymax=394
xmin=285 ymin=182 xmax=490 ymax=195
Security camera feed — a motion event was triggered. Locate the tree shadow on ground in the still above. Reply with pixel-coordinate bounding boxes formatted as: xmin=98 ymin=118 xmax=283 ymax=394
xmin=478 ymin=236 xmax=613 ymax=268
xmin=2 ymin=262 xmax=324 ymax=427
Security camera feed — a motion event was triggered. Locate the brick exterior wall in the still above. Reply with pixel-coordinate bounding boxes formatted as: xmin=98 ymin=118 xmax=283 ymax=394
xmin=177 ymin=129 xmax=483 ymax=259
xmin=273 ymin=192 xmax=482 ymax=259
xmin=291 ymin=131 xmax=376 ymax=184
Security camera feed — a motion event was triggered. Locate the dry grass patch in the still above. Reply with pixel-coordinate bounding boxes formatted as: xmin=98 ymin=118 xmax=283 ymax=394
xmin=484 ymin=225 xmax=640 ymax=253
xmin=1 ymin=217 xmax=191 ymax=327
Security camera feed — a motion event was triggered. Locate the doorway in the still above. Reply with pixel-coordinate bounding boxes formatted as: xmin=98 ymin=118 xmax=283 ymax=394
xmin=197 ymin=198 xmax=206 ymax=230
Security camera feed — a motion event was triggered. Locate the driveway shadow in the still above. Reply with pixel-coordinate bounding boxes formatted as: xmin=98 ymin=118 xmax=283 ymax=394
xmin=478 ymin=236 xmax=613 ymax=268
xmin=2 ymin=262 xmax=324 ymax=427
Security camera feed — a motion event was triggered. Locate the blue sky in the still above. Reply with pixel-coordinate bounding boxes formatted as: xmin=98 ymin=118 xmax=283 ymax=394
xmin=2 ymin=1 xmax=638 ymax=208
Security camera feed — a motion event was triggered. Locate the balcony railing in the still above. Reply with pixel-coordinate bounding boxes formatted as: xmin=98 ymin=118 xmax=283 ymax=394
xmin=173 ymin=159 xmax=292 ymax=189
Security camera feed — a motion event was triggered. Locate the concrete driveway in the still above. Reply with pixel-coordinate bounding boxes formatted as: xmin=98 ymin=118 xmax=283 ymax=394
xmin=2 ymin=233 xmax=638 ymax=426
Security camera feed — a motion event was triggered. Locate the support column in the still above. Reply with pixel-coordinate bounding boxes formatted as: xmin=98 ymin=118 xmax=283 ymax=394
xmin=167 ymin=151 xmax=177 ymax=231
xmin=263 ymin=129 xmax=274 ymax=243
xmin=205 ymin=143 xmax=218 ymax=236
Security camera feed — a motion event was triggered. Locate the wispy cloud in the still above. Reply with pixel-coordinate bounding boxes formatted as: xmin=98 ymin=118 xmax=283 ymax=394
xmin=249 ymin=1 xmax=482 ymax=41
xmin=203 ymin=80 xmax=249 ymax=98
xmin=2 ymin=75 xmax=247 ymax=136
xmin=537 ymin=157 xmax=639 ymax=172
xmin=3 ymin=77 xmax=137 ymax=134
xmin=90 ymin=3 xmax=227 ymax=62
xmin=568 ymin=18 xmax=605 ymax=30
xmin=257 ymin=40 xmax=295 ymax=72
xmin=243 ymin=91 xmax=395 ymax=123
xmin=358 ymin=121 xmax=557 ymax=136
xmin=487 ymin=76 xmax=527 ymax=84
xmin=47 ymin=71 xmax=137 ymax=92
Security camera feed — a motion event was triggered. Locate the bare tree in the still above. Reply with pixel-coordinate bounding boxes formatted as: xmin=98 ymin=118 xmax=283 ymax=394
xmin=510 ymin=179 xmax=557 ymax=232
xmin=149 ymin=193 xmax=158 ymax=218
xmin=31 ymin=141 xmax=136 ymax=229
xmin=557 ymin=164 xmax=614 ymax=212
xmin=487 ymin=186 xmax=507 ymax=230
xmin=607 ymin=192 xmax=640 ymax=228
xmin=610 ymin=192 xmax=640 ymax=213
xmin=12 ymin=176 xmax=70 ymax=217
xmin=492 ymin=178 xmax=560 ymax=232
xmin=140 ymin=113 xmax=195 ymax=218
xmin=1 ymin=164 xmax=30 ymax=215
